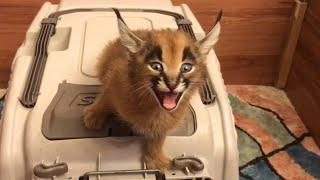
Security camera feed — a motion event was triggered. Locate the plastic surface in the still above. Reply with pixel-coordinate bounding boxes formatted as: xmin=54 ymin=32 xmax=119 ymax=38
xmin=0 ymin=0 xmax=239 ymax=179
xmin=42 ymin=82 xmax=196 ymax=139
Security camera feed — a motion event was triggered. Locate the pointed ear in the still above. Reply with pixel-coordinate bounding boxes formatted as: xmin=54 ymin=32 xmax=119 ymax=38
xmin=196 ymin=11 xmax=222 ymax=55
xmin=117 ymin=19 xmax=145 ymax=53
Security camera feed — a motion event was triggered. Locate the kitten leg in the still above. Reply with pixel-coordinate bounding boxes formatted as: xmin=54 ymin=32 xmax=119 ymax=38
xmin=83 ymin=90 xmax=111 ymax=130
xmin=145 ymin=136 xmax=171 ymax=171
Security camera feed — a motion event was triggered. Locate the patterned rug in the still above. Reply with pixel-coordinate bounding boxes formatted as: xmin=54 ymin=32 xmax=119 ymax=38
xmin=228 ymin=85 xmax=320 ymax=180
xmin=0 ymin=86 xmax=319 ymax=179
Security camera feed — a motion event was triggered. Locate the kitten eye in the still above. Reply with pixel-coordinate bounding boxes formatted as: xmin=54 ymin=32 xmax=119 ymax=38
xmin=149 ymin=62 xmax=163 ymax=72
xmin=180 ymin=63 xmax=193 ymax=73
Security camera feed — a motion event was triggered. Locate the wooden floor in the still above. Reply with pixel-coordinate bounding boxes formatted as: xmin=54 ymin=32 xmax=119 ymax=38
xmin=0 ymin=0 xmax=295 ymax=88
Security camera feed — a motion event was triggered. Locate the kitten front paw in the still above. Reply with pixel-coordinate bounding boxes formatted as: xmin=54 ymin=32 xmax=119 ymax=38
xmin=146 ymin=154 xmax=172 ymax=171
xmin=82 ymin=106 xmax=104 ymax=130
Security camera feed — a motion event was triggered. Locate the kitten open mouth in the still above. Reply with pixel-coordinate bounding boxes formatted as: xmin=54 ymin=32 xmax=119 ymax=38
xmin=153 ymin=90 xmax=183 ymax=111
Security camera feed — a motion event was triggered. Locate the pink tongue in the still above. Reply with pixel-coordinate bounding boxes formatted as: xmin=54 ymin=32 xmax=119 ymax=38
xmin=163 ymin=93 xmax=178 ymax=110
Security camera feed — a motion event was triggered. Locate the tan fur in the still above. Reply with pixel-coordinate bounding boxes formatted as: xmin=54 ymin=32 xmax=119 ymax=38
xmin=83 ymin=29 xmax=207 ymax=170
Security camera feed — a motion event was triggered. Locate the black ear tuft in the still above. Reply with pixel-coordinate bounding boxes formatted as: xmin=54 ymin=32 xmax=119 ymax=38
xmin=112 ymin=8 xmax=127 ymax=25
xmin=214 ymin=10 xmax=223 ymax=26
xmin=195 ymin=10 xmax=222 ymax=55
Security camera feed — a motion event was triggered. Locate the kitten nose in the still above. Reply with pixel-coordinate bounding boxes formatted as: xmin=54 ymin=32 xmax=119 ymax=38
xmin=167 ymin=81 xmax=177 ymax=91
